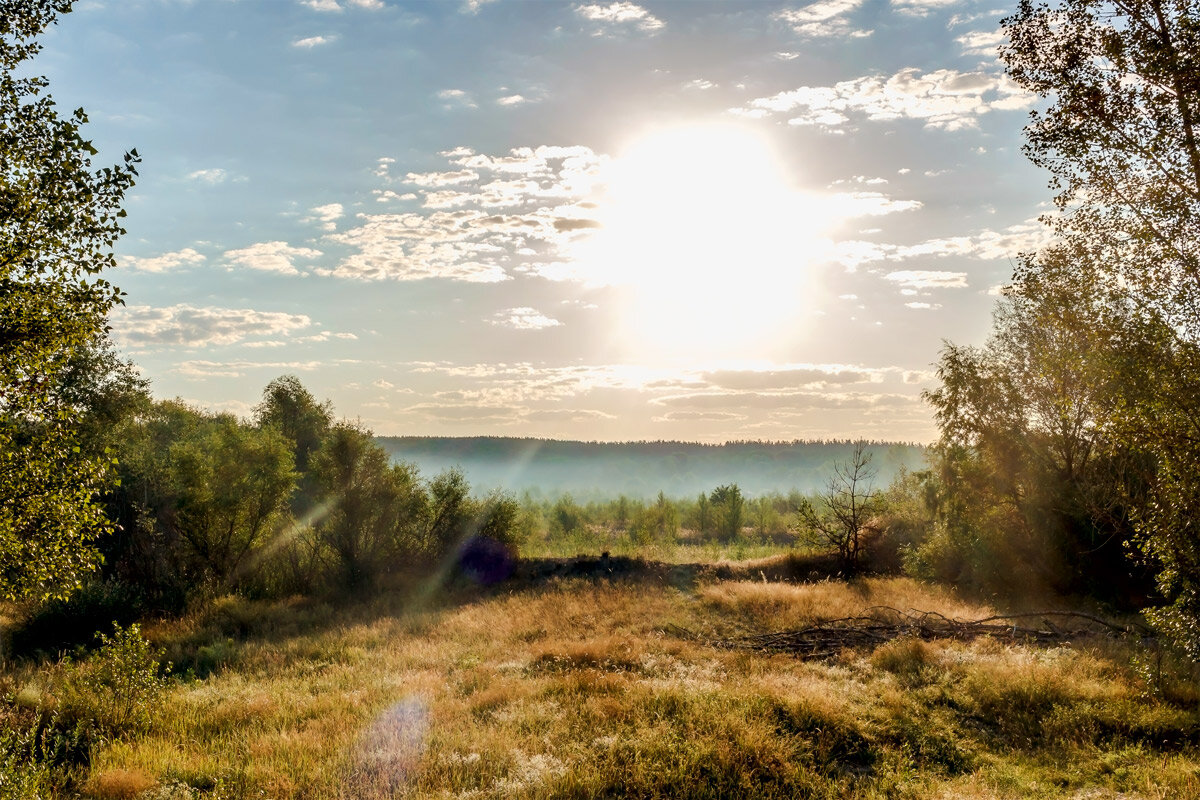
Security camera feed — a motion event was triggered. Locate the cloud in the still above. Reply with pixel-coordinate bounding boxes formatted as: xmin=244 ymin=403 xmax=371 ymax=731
xmin=521 ymin=408 xmax=616 ymax=422
xmin=775 ymin=0 xmax=871 ymax=38
xmin=683 ymin=79 xmax=716 ymax=90
xmin=321 ymin=144 xmax=608 ymax=283
xmin=187 ymin=168 xmax=228 ymax=184
xmin=701 ymin=364 xmax=884 ymax=391
xmin=293 ymin=35 xmax=333 ymax=48
xmin=497 ymin=94 xmax=530 ymax=106
xmin=224 ymin=241 xmax=323 ymax=275
xmin=113 ymin=304 xmax=313 ymax=348
xmin=490 ymin=307 xmax=563 ymax=330
xmin=653 ymin=410 xmax=747 ymax=423
xmin=892 ymin=0 xmax=960 ymax=16
xmin=575 ymin=2 xmax=664 ymax=34
xmin=304 ymin=203 xmax=344 ymax=231
xmin=119 ymin=247 xmax=205 ymax=273
xmin=176 ymin=360 xmax=323 ymax=378
xmin=885 ymin=270 xmax=969 ymax=288
xmin=832 ymin=220 xmax=1048 ymax=269
xmin=461 ymin=0 xmax=497 ymax=12
xmin=904 ymin=301 xmax=942 ymax=309
xmin=735 ymin=67 xmax=1032 ymax=131
xmin=957 ymin=28 xmax=1005 ymax=57
xmin=300 ymin=0 xmax=382 ymax=10
xmin=437 ymin=88 xmax=477 ymax=109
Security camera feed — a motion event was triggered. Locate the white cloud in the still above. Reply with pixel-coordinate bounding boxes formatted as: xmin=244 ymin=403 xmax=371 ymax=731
xmin=224 ymin=241 xmax=322 ymax=275
xmin=737 ymin=67 xmax=1033 ymax=132
xmin=438 ymin=88 xmax=477 ymax=109
xmin=496 ymin=93 xmax=532 ymax=106
xmin=404 ymin=169 xmax=479 ymax=187
xmin=575 ymin=2 xmax=664 ymax=34
xmin=300 ymin=0 xmax=382 ymax=10
xmin=322 ymin=144 xmax=608 ymax=283
xmin=683 ymin=79 xmax=716 ymax=90
xmin=885 ymin=270 xmax=969 ymax=289
xmin=293 ymin=35 xmax=333 ymax=48
xmin=119 ymin=247 xmax=205 ymax=273
xmin=304 ymin=203 xmax=344 ymax=231
xmin=892 ymin=0 xmax=960 ymax=16
xmin=188 ymin=168 xmax=228 ymax=184
xmin=490 ymin=307 xmax=563 ymax=330
xmin=904 ymin=301 xmax=942 ymax=309
xmin=176 ymin=360 xmax=323 ymax=378
xmin=957 ymin=28 xmax=1005 ymax=57
xmin=113 ymin=304 xmax=313 ymax=348
xmin=461 ymin=0 xmax=497 ymax=12
xmin=775 ymin=0 xmax=871 ymax=38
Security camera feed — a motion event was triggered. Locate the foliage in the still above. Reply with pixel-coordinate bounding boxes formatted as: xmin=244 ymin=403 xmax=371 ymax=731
xmin=1001 ymin=0 xmax=1200 ymax=331
xmin=0 ymin=0 xmax=139 ymax=601
xmin=309 ymin=423 xmax=426 ymax=591
xmin=254 ymin=375 xmax=333 ymax=475
xmin=57 ymin=622 xmax=170 ymax=739
xmin=994 ymin=0 xmax=1200 ymax=633
xmin=913 ymin=260 xmax=1148 ymax=597
xmin=708 ymin=484 xmax=745 ymax=541
xmin=798 ymin=442 xmax=881 ymax=574
xmin=0 ymin=714 xmax=53 ymax=800
xmin=168 ymin=416 xmax=296 ymax=587
xmin=630 ymin=491 xmax=680 ymax=545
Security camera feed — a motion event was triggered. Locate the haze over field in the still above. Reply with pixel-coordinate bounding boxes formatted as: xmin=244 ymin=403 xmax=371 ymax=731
xmin=378 ymin=436 xmax=927 ymax=499
xmin=43 ymin=0 xmax=1046 ymax=443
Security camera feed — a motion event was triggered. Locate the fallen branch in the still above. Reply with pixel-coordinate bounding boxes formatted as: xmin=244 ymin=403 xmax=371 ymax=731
xmin=671 ymin=607 xmax=1149 ymax=660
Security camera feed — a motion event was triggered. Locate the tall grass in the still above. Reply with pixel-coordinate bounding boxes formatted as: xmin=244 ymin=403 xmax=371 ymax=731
xmin=6 ymin=577 xmax=1200 ymax=798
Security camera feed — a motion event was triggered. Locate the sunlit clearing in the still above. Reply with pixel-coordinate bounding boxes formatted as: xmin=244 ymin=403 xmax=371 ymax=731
xmin=578 ymin=123 xmax=833 ymax=363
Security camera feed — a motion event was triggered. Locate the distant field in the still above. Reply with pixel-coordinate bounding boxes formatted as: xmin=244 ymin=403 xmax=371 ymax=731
xmin=15 ymin=561 xmax=1198 ymax=799
xmin=376 ymin=437 xmax=928 ymax=499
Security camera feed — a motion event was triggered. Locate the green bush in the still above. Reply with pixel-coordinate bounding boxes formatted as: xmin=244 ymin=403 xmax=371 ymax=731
xmin=0 ymin=717 xmax=53 ymax=800
xmin=57 ymin=623 xmax=171 ymax=739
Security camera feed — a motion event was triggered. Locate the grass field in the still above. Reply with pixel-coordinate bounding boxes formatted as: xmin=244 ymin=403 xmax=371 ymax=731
xmin=6 ymin=562 xmax=1200 ymax=798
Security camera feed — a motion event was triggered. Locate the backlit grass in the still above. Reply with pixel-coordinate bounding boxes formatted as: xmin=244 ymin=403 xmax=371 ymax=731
xmin=9 ymin=573 xmax=1200 ymax=798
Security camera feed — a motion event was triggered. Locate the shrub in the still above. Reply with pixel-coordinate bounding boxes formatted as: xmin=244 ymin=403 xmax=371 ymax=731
xmin=0 ymin=716 xmax=53 ymax=800
xmin=57 ymin=623 xmax=171 ymax=739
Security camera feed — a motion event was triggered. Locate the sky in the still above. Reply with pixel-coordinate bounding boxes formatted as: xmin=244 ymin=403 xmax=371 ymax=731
xmin=40 ymin=0 xmax=1051 ymax=443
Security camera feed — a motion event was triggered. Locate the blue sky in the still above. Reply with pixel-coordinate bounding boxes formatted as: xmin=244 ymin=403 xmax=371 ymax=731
xmin=44 ymin=0 xmax=1049 ymax=442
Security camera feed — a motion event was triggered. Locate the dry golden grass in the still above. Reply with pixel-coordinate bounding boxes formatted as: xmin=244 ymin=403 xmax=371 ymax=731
xmin=82 ymin=767 xmax=157 ymax=799
xmin=12 ymin=574 xmax=1200 ymax=798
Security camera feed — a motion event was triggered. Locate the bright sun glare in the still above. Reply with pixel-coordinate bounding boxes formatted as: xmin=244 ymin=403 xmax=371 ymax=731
xmin=577 ymin=123 xmax=832 ymax=363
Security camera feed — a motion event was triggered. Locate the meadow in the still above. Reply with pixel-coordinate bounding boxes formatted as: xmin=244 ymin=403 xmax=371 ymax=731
xmin=5 ymin=548 xmax=1200 ymax=799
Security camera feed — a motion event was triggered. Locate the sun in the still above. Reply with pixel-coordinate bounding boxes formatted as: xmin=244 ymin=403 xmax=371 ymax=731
xmin=576 ymin=122 xmax=832 ymax=363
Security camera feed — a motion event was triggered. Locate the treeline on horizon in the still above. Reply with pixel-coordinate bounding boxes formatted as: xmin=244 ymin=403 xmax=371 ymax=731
xmin=378 ymin=436 xmax=926 ymax=499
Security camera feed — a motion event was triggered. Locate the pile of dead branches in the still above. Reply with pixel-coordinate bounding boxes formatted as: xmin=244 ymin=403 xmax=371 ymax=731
xmin=671 ymin=607 xmax=1149 ymax=661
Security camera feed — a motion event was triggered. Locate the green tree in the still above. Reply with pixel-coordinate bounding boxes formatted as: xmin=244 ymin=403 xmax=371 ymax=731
xmin=1002 ymin=0 xmax=1200 ymax=328
xmin=0 ymin=1 xmax=139 ymax=600
xmin=254 ymin=375 xmax=333 ymax=477
xmin=1001 ymin=0 xmax=1200 ymax=643
xmin=168 ymin=416 xmax=296 ymax=587
xmin=631 ymin=491 xmax=679 ymax=545
xmin=309 ymin=423 xmax=426 ymax=591
xmin=709 ymin=484 xmax=745 ymax=541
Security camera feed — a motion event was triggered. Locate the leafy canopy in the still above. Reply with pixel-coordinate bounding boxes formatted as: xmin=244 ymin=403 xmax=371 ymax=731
xmin=0 ymin=0 xmax=139 ymax=600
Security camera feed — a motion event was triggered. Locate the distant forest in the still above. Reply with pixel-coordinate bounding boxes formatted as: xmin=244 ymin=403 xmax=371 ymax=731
xmin=376 ymin=437 xmax=928 ymax=499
